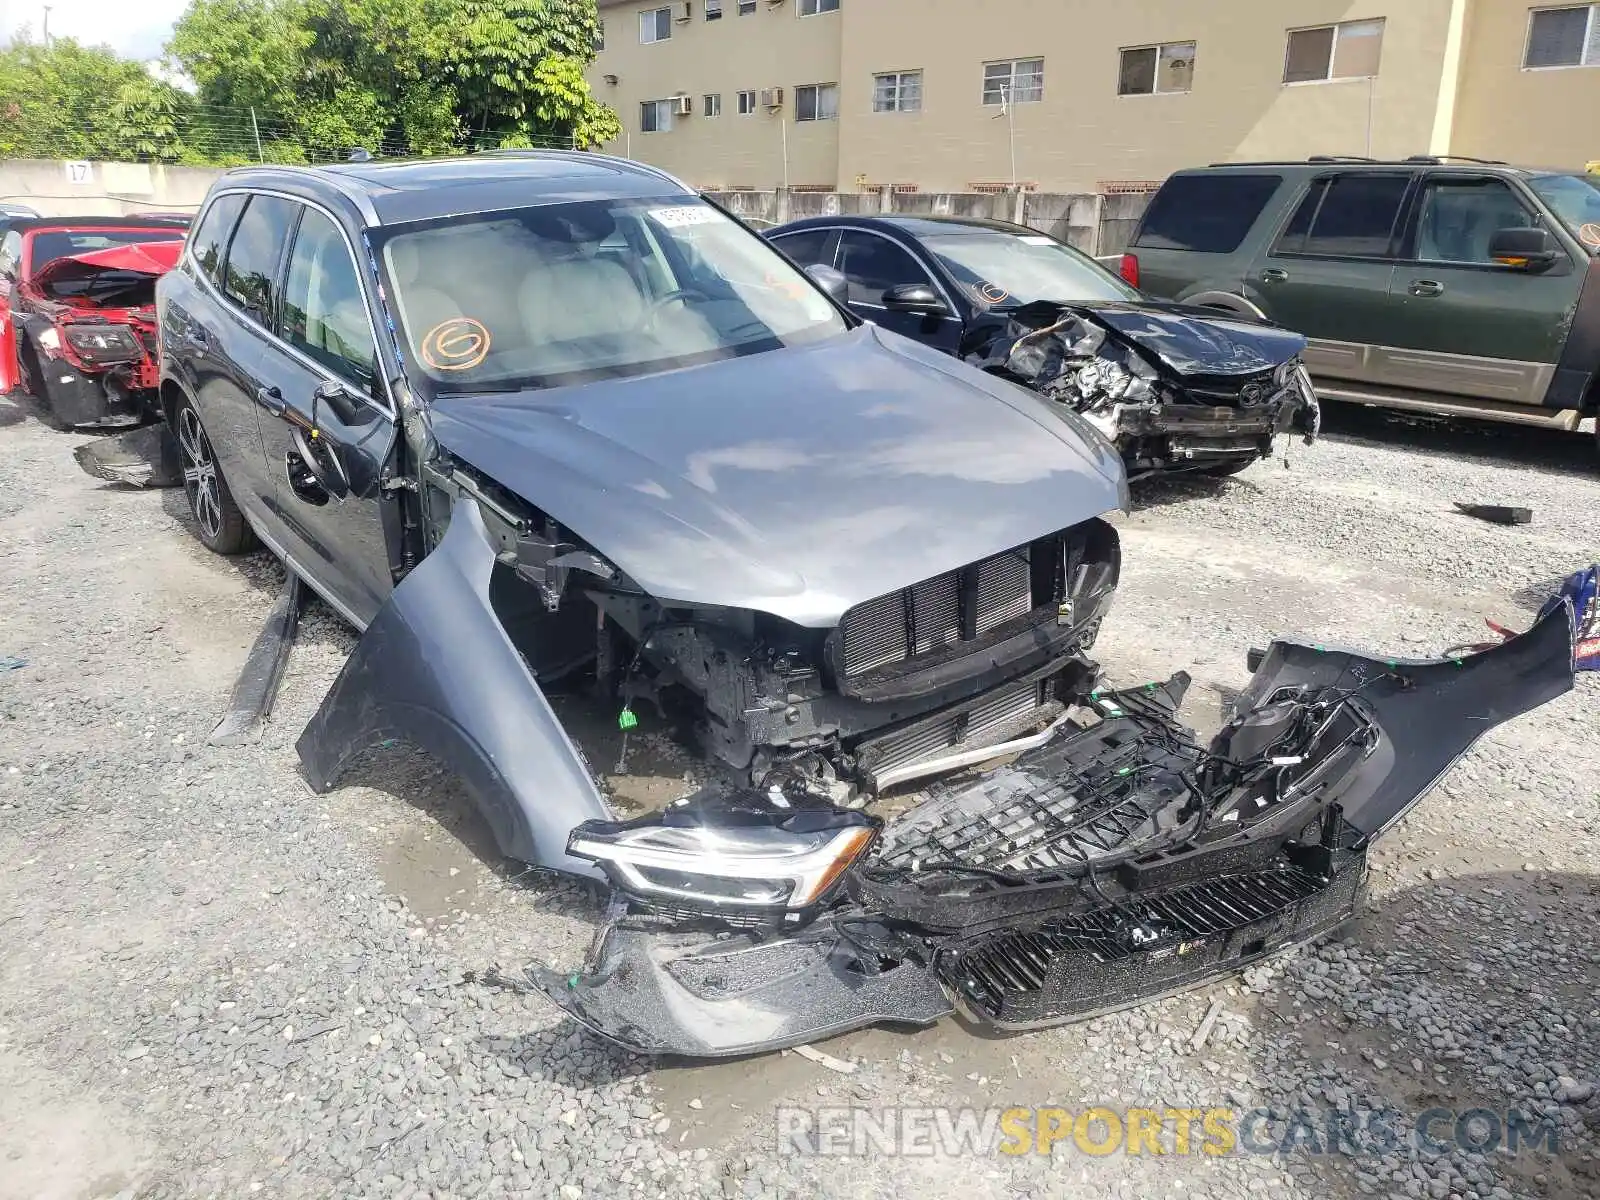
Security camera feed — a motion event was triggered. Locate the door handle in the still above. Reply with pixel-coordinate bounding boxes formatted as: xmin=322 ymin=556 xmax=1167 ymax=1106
xmin=1408 ymin=279 xmax=1444 ymax=298
xmin=254 ymin=385 xmax=286 ymax=416
xmin=1260 ymin=267 xmax=1289 ymax=283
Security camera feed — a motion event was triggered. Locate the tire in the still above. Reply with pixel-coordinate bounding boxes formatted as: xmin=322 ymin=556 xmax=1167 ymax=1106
xmin=173 ymin=396 xmax=255 ymax=555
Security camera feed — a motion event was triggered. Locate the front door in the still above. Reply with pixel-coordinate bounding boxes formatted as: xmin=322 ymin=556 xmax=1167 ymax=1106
xmin=0 ymin=230 xmax=21 ymax=391
xmin=835 ymin=229 xmax=964 ymax=352
xmin=252 ymin=202 xmax=400 ymax=628
xmin=1380 ymin=173 xmax=1574 ymax=405
xmin=1247 ymin=171 xmax=1415 ymax=384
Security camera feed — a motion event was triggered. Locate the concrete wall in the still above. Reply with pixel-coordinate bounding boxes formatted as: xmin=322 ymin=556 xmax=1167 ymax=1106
xmin=709 ymin=188 xmax=1150 ymax=255
xmin=1450 ymin=0 xmax=1600 ymax=168
xmin=0 ymin=159 xmax=224 ymax=216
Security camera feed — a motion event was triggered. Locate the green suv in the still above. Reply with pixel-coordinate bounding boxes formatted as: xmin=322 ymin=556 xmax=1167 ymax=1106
xmin=1119 ymin=158 xmax=1600 ymax=442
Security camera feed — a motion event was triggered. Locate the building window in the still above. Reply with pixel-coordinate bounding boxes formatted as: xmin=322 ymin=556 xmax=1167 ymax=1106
xmin=1118 ymin=42 xmax=1196 ymax=95
xmin=594 ymin=22 xmax=604 ymax=51
xmin=704 ymin=93 xmax=722 ymax=117
xmin=982 ymin=58 xmax=1044 ymax=105
xmin=640 ymin=99 xmax=674 ymax=132
xmin=872 ymin=70 xmax=923 ymax=112
xmin=795 ymin=83 xmax=839 ymax=121
xmin=737 ymin=89 xmax=757 ymax=114
xmin=640 ymin=6 xmax=672 ymax=43
xmin=799 ymin=0 xmax=840 ymax=14
xmin=1283 ymin=19 xmax=1384 ymax=83
xmin=705 ymin=0 xmax=722 ymax=19
xmin=1525 ymin=5 xmax=1600 ymax=67
xmin=739 ymin=0 xmax=756 ymax=11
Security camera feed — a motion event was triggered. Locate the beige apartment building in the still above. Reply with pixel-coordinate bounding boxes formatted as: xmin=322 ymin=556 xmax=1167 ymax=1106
xmin=587 ymin=0 xmax=1600 ymax=193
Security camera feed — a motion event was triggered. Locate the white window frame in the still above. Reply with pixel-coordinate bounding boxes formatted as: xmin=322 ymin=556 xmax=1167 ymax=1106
xmin=640 ymin=99 xmax=674 ymax=133
xmin=872 ymin=70 xmax=923 ymax=113
xmin=704 ymin=92 xmax=722 ymax=117
xmin=640 ymin=6 xmax=672 ymax=43
xmin=705 ymin=0 xmax=722 ymax=20
xmin=1283 ymin=19 xmax=1385 ymax=85
xmin=798 ymin=0 xmax=840 ymax=16
xmin=1117 ymin=41 xmax=1196 ymax=96
xmin=736 ymin=89 xmax=757 ymax=115
xmin=1523 ymin=4 xmax=1600 ymax=69
xmin=738 ymin=0 xmax=756 ymax=12
xmin=795 ymin=83 xmax=839 ymax=122
xmin=982 ymin=58 xmax=1044 ymax=106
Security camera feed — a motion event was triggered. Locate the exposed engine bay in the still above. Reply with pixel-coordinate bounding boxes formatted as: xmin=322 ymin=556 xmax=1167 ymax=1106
xmin=970 ymin=301 xmax=1322 ymax=479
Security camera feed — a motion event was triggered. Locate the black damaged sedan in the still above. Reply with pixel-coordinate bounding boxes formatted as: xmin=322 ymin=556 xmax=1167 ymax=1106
xmin=156 ymin=154 xmax=1573 ymax=1057
xmin=767 ymin=214 xmax=1320 ymax=478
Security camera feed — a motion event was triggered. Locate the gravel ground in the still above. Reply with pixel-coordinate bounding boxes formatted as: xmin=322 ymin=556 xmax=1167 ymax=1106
xmin=1 ymin=391 xmax=1597 ymax=1200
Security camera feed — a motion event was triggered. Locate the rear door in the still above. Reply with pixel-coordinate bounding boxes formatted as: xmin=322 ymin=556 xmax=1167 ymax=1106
xmin=835 ymin=228 xmax=964 ymax=352
xmin=1381 ymin=172 xmax=1574 ymax=406
xmin=172 ymin=192 xmax=295 ymax=528
xmin=251 ymin=201 xmax=400 ymax=628
xmin=1127 ymin=172 xmax=1285 ymax=301
xmin=1247 ymin=171 xmax=1416 ymax=383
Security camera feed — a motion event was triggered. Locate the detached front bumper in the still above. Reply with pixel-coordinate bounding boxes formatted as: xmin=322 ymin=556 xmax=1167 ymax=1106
xmin=527 ymin=606 xmax=1573 ymax=1058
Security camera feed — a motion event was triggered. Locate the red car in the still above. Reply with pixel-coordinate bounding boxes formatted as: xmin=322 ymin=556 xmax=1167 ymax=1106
xmin=0 ymin=215 xmax=189 ymax=427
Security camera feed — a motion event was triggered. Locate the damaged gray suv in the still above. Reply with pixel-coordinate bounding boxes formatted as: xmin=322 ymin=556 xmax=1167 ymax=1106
xmin=158 ymin=154 xmax=1576 ymax=1058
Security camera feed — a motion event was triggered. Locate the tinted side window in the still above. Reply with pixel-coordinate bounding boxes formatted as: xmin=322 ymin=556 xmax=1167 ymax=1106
xmin=1412 ymin=177 xmax=1536 ymax=264
xmin=1281 ymin=173 xmax=1410 ymax=258
xmin=223 ymin=194 xmax=298 ymax=319
xmin=837 ymin=231 xmax=929 ymax=304
xmin=281 ymin=208 xmax=377 ymax=391
xmin=1132 ymin=174 xmax=1282 ymax=253
xmin=191 ymin=194 xmax=246 ymax=287
xmin=769 ymin=228 xmax=833 ymax=269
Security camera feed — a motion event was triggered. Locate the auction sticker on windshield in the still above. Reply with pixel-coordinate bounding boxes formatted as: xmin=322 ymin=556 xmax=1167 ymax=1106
xmin=648 ymin=206 xmax=721 ymax=228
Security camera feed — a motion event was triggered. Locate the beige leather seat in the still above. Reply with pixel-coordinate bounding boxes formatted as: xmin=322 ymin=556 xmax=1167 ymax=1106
xmin=388 ymin=238 xmax=464 ymax=346
xmin=517 ymin=253 xmax=645 ymax=348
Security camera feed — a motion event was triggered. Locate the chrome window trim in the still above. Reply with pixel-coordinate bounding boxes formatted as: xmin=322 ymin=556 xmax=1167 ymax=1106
xmin=185 ymin=186 xmax=396 ymax=421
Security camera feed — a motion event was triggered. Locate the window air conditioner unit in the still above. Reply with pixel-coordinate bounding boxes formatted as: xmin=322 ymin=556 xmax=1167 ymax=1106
xmin=760 ymin=86 xmax=784 ymax=108
xmin=675 ymin=1 xmax=691 ymax=21
xmin=672 ymin=94 xmax=695 ymax=116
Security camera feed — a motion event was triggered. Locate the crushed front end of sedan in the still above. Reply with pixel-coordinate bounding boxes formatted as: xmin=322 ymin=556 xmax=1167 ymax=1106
xmin=970 ymin=300 xmax=1321 ymax=480
xmin=15 ymin=240 xmax=180 ymax=428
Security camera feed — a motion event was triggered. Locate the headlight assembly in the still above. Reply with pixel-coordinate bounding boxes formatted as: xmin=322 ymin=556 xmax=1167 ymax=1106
xmin=63 ymin=323 xmax=142 ymax=364
xmin=568 ymin=791 xmax=878 ymax=914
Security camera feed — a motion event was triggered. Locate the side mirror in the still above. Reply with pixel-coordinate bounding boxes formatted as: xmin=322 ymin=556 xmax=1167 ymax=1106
xmin=1488 ymin=227 xmax=1559 ymax=272
xmin=804 ymin=263 xmax=850 ymax=308
xmin=881 ymin=282 xmax=949 ymax=315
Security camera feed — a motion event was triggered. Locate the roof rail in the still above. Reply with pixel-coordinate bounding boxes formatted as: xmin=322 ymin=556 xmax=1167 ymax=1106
xmin=1402 ymin=154 xmax=1510 ymax=166
xmin=1307 ymin=155 xmax=1379 ymax=163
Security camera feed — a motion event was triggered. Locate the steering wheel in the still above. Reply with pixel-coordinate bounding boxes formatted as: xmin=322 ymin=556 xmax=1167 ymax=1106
xmin=642 ymin=288 xmax=709 ymax=330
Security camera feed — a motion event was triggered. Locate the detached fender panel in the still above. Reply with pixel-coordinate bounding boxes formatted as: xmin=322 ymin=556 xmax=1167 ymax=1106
xmin=1236 ymin=601 xmax=1576 ymax=839
xmin=296 ymin=498 xmax=613 ymax=875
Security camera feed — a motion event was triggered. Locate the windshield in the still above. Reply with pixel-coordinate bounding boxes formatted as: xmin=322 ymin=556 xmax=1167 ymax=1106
xmin=921 ymin=230 xmax=1140 ymax=308
xmin=379 ymin=198 xmax=848 ymax=395
xmin=1528 ymin=174 xmax=1600 ymax=252
xmin=29 ymin=228 xmax=185 ymax=272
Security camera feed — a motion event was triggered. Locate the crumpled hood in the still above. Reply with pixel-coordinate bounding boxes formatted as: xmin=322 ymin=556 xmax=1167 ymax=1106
xmin=30 ymin=240 xmax=183 ymax=294
xmin=1067 ymin=301 xmax=1308 ymax=378
xmin=429 ymin=325 xmax=1127 ymax=627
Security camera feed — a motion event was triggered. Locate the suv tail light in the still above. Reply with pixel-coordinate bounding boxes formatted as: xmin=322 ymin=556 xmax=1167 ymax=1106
xmin=1119 ymin=253 xmax=1140 ymax=288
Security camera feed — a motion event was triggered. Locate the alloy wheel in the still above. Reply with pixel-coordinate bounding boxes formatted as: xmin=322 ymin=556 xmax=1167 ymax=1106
xmin=177 ymin=406 xmax=224 ymax=542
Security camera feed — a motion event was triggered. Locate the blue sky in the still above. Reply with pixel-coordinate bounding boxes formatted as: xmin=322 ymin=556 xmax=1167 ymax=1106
xmin=2 ymin=0 xmax=190 ymax=60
